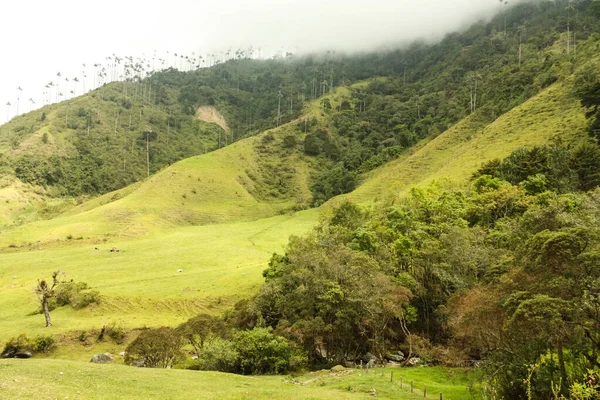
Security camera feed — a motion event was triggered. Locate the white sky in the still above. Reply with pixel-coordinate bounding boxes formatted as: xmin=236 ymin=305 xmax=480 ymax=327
xmin=0 ymin=0 xmax=504 ymax=124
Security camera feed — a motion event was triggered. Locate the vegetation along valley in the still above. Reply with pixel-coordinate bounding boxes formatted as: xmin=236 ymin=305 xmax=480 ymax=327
xmin=2 ymin=0 xmax=600 ymax=398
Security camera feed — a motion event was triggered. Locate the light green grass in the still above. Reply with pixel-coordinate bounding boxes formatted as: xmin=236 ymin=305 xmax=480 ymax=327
xmin=0 ymin=359 xmax=475 ymax=400
xmin=0 ymin=122 xmax=316 ymax=247
xmin=0 ymin=210 xmax=317 ymax=342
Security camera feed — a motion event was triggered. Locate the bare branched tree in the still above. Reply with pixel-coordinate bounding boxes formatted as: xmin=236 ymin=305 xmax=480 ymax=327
xmin=35 ymin=270 xmax=63 ymax=327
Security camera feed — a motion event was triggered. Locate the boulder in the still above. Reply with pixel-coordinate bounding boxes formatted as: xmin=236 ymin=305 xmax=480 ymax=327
xmin=90 ymin=353 xmax=114 ymax=364
xmin=14 ymin=352 xmax=32 ymax=359
xmin=363 ymin=352 xmax=378 ymax=368
xmin=385 ymin=353 xmax=404 ymax=362
xmin=406 ymin=357 xmax=423 ymax=367
xmin=385 ymin=361 xmax=403 ymax=368
xmin=331 ymin=365 xmax=346 ymax=373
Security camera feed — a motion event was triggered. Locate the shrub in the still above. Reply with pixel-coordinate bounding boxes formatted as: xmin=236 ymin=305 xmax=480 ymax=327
xmin=50 ymin=280 xmax=100 ymax=311
xmin=1 ymin=334 xmax=32 ymax=358
xmin=98 ymin=322 xmax=126 ymax=344
xmin=196 ymin=338 xmax=238 ymax=372
xmin=232 ymin=328 xmax=306 ymax=375
xmin=32 ymin=335 xmax=56 ymax=354
xmin=125 ymin=327 xmax=183 ymax=368
xmin=176 ymin=314 xmax=229 ymax=358
xmin=1 ymin=334 xmax=56 ymax=358
xmin=71 ymin=290 xmax=101 ymax=309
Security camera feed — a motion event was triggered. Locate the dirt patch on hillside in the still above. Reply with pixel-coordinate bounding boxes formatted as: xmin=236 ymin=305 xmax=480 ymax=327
xmin=195 ymin=106 xmax=229 ymax=131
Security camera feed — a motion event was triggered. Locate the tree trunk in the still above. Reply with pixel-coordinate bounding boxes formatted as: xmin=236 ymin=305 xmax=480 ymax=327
xmin=557 ymin=340 xmax=568 ymax=396
xmin=43 ymin=298 xmax=52 ymax=327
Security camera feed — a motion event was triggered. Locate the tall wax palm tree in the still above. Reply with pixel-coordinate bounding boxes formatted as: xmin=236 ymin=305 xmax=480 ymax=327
xmin=73 ymin=77 xmax=79 ymax=96
xmin=16 ymin=87 xmax=22 ymax=115
xmin=56 ymin=72 xmax=61 ymax=102
xmin=5 ymin=102 xmax=11 ymax=121
xmin=29 ymin=98 xmax=35 ymax=111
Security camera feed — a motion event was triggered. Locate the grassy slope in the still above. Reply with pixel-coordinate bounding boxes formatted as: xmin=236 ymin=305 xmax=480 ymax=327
xmin=0 ymin=360 xmax=474 ymax=400
xmin=339 ymin=82 xmax=587 ymax=205
xmin=0 ymin=210 xmax=317 ymax=340
xmin=0 ymin=122 xmax=315 ymax=247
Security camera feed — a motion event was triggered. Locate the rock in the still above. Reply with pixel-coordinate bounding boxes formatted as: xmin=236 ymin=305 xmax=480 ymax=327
xmin=12 ymin=276 xmax=17 ymax=279
xmin=385 ymin=361 xmax=403 ymax=368
xmin=90 ymin=353 xmax=114 ymax=364
xmin=331 ymin=365 xmax=346 ymax=373
xmin=385 ymin=353 xmax=404 ymax=362
xmin=110 ymin=247 xmax=120 ymax=253
xmin=119 ymin=352 xmax=125 ymax=356
xmin=363 ymin=352 xmax=377 ymax=362
xmin=14 ymin=351 xmax=32 ymax=359
xmin=363 ymin=352 xmax=378 ymax=368
xmin=177 ymin=269 xmax=183 ymax=273
xmin=406 ymin=357 xmax=423 ymax=367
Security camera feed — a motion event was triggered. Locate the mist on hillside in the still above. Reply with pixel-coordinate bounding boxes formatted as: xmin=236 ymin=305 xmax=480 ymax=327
xmin=0 ymin=0 xmax=510 ymax=124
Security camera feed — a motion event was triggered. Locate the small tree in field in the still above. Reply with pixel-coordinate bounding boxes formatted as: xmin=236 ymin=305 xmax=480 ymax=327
xmin=35 ymin=271 xmax=62 ymax=327
xmin=125 ymin=327 xmax=183 ymax=368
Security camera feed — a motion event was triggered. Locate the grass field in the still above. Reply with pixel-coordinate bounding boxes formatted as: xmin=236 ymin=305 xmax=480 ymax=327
xmin=0 ymin=359 xmax=477 ymax=400
xmin=0 ymin=210 xmax=317 ymax=341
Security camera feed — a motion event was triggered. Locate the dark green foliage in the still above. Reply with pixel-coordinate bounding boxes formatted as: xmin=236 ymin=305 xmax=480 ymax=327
xmin=1 ymin=334 xmax=56 ymax=358
xmin=176 ymin=314 xmax=228 ymax=358
xmin=194 ymin=338 xmax=238 ymax=372
xmin=475 ymin=142 xmax=600 ymax=193
xmin=310 ymin=165 xmax=357 ymax=206
xmin=570 ymin=143 xmax=600 ymax=191
xmin=124 ymin=327 xmax=184 ymax=368
xmin=231 ymin=328 xmax=306 ymax=375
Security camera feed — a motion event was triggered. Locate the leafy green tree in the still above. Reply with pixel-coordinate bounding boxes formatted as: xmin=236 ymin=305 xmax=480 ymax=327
xmin=125 ymin=327 xmax=183 ymax=368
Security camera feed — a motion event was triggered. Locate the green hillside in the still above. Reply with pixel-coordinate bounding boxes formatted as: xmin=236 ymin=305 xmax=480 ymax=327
xmin=343 ymin=82 xmax=588 ymax=204
xmin=0 ymin=72 xmax=591 ymax=344
xmin=1 ymin=2 xmax=600 ymax=398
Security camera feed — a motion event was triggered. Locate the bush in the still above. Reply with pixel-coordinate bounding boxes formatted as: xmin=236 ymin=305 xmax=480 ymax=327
xmin=1 ymin=334 xmax=56 ymax=358
xmin=125 ymin=327 xmax=183 ymax=368
xmin=98 ymin=322 xmax=126 ymax=344
xmin=32 ymin=335 xmax=56 ymax=354
xmin=232 ymin=328 xmax=306 ymax=375
xmin=196 ymin=338 xmax=238 ymax=372
xmin=49 ymin=280 xmax=100 ymax=311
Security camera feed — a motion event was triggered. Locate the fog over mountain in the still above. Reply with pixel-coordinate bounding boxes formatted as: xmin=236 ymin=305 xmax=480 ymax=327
xmin=0 ymin=0 xmax=507 ymax=124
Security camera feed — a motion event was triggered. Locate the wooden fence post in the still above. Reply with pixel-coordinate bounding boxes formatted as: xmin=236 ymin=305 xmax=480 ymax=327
xmin=411 ymin=381 xmax=414 ymax=393
xmin=440 ymin=393 xmax=443 ymax=400
xmin=400 ymin=376 xmax=403 ymax=388
xmin=390 ymin=371 xmax=394 ymax=383
xmin=424 ymin=384 xmax=427 ymax=397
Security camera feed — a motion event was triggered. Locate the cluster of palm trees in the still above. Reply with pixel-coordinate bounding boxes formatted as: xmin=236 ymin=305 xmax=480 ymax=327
xmin=3 ymin=46 xmax=262 ymax=124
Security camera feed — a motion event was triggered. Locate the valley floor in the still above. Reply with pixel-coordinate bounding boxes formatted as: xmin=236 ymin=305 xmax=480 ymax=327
xmin=0 ymin=360 xmax=475 ymax=400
